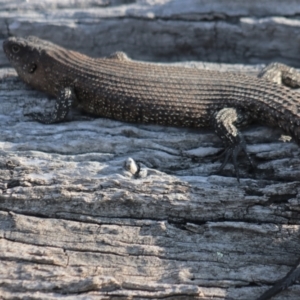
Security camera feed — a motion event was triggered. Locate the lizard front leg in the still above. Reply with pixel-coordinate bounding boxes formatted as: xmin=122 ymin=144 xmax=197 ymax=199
xmin=26 ymin=87 xmax=75 ymax=124
xmin=258 ymin=62 xmax=300 ymax=88
xmin=212 ymin=107 xmax=254 ymax=181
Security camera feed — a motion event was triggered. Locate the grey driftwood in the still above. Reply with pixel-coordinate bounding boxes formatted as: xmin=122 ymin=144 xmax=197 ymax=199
xmin=0 ymin=1 xmax=300 ymax=299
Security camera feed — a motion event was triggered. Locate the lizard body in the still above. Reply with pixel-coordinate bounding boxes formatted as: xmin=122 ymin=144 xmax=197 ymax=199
xmin=3 ymin=37 xmax=300 ymax=132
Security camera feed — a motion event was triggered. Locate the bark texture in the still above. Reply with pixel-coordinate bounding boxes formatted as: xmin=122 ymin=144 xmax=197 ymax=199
xmin=0 ymin=1 xmax=300 ymax=300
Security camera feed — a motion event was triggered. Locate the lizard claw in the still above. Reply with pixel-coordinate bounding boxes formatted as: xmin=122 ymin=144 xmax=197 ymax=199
xmin=212 ymin=142 xmax=255 ymax=181
xmin=24 ymin=112 xmax=54 ymax=124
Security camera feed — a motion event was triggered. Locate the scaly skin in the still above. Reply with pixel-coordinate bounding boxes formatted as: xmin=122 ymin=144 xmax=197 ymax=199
xmin=3 ymin=36 xmax=300 ymax=134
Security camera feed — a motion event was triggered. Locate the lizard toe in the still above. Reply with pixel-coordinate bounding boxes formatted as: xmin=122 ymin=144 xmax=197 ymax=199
xmin=213 ymin=142 xmax=254 ymax=181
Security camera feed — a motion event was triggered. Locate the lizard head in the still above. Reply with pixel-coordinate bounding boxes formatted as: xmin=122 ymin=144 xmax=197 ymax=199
xmin=3 ymin=36 xmax=57 ymax=93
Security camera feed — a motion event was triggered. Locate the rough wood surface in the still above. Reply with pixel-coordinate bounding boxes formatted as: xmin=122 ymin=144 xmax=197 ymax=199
xmin=1 ymin=1 xmax=300 ymax=300
xmin=1 ymin=62 xmax=300 ymax=299
xmin=1 ymin=0 xmax=300 ymax=67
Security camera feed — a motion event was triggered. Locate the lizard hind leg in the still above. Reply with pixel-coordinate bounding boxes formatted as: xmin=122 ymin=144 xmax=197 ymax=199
xmin=258 ymin=62 xmax=300 ymax=88
xmin=212 ymin=107 xmax=254 ymax=181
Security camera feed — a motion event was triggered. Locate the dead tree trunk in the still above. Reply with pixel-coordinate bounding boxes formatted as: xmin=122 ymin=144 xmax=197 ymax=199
xmin=0 ymin=1 xmax=300 ymax=299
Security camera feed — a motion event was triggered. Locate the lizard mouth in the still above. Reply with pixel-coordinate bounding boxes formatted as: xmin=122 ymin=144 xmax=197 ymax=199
xmin=2 ymin=40 xmax=9 ymax=56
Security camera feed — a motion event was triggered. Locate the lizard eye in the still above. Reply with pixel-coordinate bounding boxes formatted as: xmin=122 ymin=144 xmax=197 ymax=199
xmin=12 ymin=45 xmax=20 ymax=53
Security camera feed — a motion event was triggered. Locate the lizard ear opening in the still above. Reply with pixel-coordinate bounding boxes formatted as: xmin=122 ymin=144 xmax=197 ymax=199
xmin=28 ymin=63 xmax=37 ymax=74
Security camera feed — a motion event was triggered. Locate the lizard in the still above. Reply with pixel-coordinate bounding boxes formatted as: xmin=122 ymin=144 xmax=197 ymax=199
xmin=2 ymin=36 xmax=300 ymax=299
xmin=3 ymin=36 xmax=300 ymax=181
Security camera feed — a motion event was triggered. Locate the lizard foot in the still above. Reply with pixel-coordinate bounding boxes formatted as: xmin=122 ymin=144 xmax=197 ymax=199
xmin=212 ymin=107 xmax=254 ymax=181
xmin=213 ymin=143 xmax=255 ymax=182
xmin=24 ymin=112 xmax=64 ymax=124
xmin=25 ymin=87 xmax=75 ymax=124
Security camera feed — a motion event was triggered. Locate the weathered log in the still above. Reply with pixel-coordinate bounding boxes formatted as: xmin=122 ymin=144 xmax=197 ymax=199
xmin=0 ymin=1 xmax=300 ymax=299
